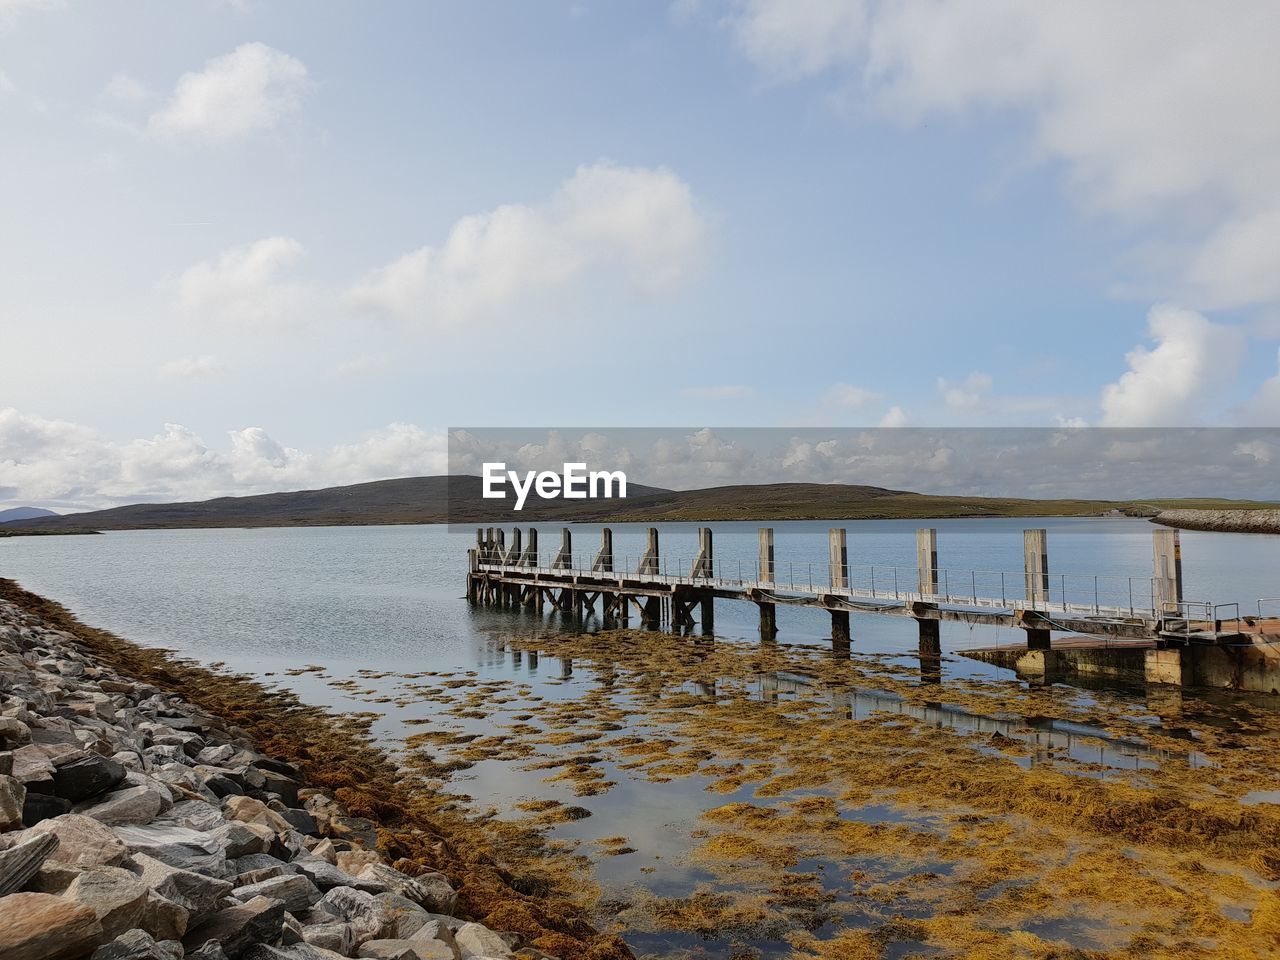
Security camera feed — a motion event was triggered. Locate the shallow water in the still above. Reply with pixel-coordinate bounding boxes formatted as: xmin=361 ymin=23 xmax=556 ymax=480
xmin=3 ymin=519 xmax=1279 ymax=958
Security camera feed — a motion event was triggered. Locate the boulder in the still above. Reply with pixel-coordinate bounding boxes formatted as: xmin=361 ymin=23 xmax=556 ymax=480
xmin=75 ymin=784 xmax=165 ymax=826
xmin=30 ymin=813 xmax=128 ymax=869
xmin=406 ymin=920 xmax=460 ymax=960
xmin=302 ymin=920 xmax=357 ymax=955
xmin=373 ymin=892 xmax=432 ymax=939
xmin=330 ymin=816 xmax=379 ymax=849
xmin=278 ymin=807 xmax=317 ymax=835
xmin=0 ymin=773 xmax=25 ymax=830
xmin=291 ymin=855 xmax=370 ymax=892
xmin=140 ymin=890 xmax=190 ymax=941
xmin=132 ymin=852 xmax=233 ymax=919
xmin=52 ymin=753 xmax=127 ymax=803
xmin=0 ymin=890 xmax=104 ymax=960
xmin=453 ymin=923 xmax=514 ymax=959
xmin=233 ymin=872 xmax=322 ymax=914
xmin=65 ymin=865 xmax=152 ymax=940
xmin=224 ymin=796 xmax=292 ymax=833
xmin=114 ymin=822 xmax=228 ymax=876
xmin=358 ymin=864 xmax=458 ymax=914
xmin=358 ymin=940 xmax=420 ymax=960
xmin=0 ymin=829 xmax=59 ymax=895
xmin=90 ymin=928 xmax=183 ymax=960
xmin=161 ymin=799 xmax=226 ymax=833
xmin=241 ymin=945 xmax=348 ymax=960
xmin=187 ymin=940 xmax=231 ymax=960
xmin=182 ymin=895 xmax=287 ymax=959
xmin=336 ymin=849 xmax=382 ymax=875
xmin=0 ymin=716 xmax=32 ymax=747
xmin=22 ymin=791 xmax=72 ymax=825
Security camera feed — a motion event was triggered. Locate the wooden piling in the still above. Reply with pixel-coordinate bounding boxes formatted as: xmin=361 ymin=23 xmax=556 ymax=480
xmin=758 ymin=527 xmax=774 ymax=583
xmin=1153 ymin=529 xmax=1183 ymax=615
xmin=638 ymin=528 xmax=660 ymax=575
xmin=829 ymin=528 xmax=849 ymax=590
xmin=1024 ymin=529 xmax=1049 ymax=607
xmin=831 ymin=609 xmax=851 ymax=645
xmin=917 ymin=528 xmax=938 ymax=597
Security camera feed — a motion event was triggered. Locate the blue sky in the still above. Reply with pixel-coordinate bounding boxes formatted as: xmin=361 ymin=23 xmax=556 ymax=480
xmin=2 ymin=1 xmax=1278 ymax=508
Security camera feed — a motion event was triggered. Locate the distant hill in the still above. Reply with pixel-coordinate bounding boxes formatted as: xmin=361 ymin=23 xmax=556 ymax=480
xmin=0 ymin=506 xmax=58 ymax=523
xmin=5 ymin=476 xmax=1276 ymax=534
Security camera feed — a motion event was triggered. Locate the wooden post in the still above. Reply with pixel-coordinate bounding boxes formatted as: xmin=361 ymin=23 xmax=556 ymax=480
xmin=552 ymin=528 xmax=572 ymax=570
xmin=757 ymin=601 xmax=777 ymax=639
xmin=918 ymin=617 xmax=940 ymax=656
xmin=700 ymin=591 xmax=715 ymax=635
xmin=638 ymin=528 xmax=660 ymax=575
xmin=758 ymin=528 xmax=774 ymax=584
xmin=691 ymin=528 xmax=713 ymax=579
xmin=917 ymin=528 xmax=938 ymax=597
xmin=1023 ymin=529 xmax=1049 ymax=607
xmin=521 ymin=527 xmax=538 ymax=568
xmin=1153 ymin=529 xmax=1183 ymax=615
xmin=475 ymin=528 xmax=485 ymax=562
xmin=828 ymin=528 xmax=848 ymax=590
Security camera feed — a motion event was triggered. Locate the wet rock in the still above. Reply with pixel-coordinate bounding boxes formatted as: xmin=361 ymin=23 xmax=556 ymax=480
xmin=0 ymin=773 xmax=25 ymax=830
xmin=133 ymin=851 xmax=233 ymax=919
xmin=65 ymin=865 xmax=152 ymax=940
xmin=233 ymin=872 xmax=322 ymax=914
xmin=0 ymin=890 xmax=105 ymax=960
xmin=90 ymin=928 xmax=183 ymax=960
xmin=52 ymin=753 xmax=127 ymax=803
xmin=0 ymin=829 xmax=59 ymax=895
xmin=182 ymin=894 xmax=287 ymax=959
xmin=75 ymin=784 xmax=165 ymax=825
xmin=453 ymin=923 xmax=514 ymax=959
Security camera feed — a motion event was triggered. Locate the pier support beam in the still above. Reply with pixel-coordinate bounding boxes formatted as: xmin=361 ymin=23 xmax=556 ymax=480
xmin=918 ymin=617 xmax=941 ymax=656
xmin=701 ymin=593 xmax=715 ymax=635
xmin=757 ymin=602 xmax=777 ymax=639
xmin=552 ymin=529 xmax=572 ymax=570
xmin=692 ymin=528 xmax=713 ymax=579
xmin=829 ymin=528 xmax=849 ymax=590
xmin=917 ymin=529 xmax=938 ymax=597
xmin=1153 ymin=529 xmax=1183 ymax=615
xmin=830 ymin=609 xmax=851 ymax=645
xmin=1024 ymin=529 xmax=1049 ymax=607
xmin=759 ymin=527 xmax=774 ymax=584
xmin=638 ymin=528 xmax=660 ymax=575
xmin=1025 ymin=628 xmax=1052 ymax=650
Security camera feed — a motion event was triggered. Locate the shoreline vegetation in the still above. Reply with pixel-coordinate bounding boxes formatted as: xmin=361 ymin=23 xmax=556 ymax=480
xmin=2 ymin=474 xmax=1277 ymax=534
xmin=0 ymin=578 xmax=631 ymax=960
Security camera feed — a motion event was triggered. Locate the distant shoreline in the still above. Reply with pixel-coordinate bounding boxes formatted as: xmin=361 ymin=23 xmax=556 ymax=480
xmin=1153 ymin=509 xmax=1280 ymax=535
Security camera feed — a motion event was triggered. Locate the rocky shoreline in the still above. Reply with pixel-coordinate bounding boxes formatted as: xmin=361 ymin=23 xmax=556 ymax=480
xmin=0 ymin=589 xmax=620 ymax=960
xmin=1153 ymin=508 xmax=1280 ymax=534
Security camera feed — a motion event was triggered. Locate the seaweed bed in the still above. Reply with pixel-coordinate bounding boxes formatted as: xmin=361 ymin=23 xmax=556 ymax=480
xmin=327 ymin=628 xmax=1280 ymax=959
xmin=0 ymin=578 xmax=631 ymax=960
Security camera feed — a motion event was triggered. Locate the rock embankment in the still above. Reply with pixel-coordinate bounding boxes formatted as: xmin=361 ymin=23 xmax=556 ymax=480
xmin=0 ymin=597 xmax=523 ymax=960
xmin=1153 ymin=509 xmax=1280 ymax=534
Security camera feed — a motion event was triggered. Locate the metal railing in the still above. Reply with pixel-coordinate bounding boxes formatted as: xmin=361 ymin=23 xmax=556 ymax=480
xmin=474 ymin=551 xmax=1181 ymax=621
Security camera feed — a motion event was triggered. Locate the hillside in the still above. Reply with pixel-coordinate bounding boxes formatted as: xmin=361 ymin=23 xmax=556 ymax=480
xmin=6 ymin=476 xmax=1274 ymax=533
xmin=0 ymin=506 xmax=58 ymax=523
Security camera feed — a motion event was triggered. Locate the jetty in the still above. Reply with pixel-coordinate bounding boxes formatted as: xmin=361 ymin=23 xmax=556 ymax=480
xmin=466 ymin=526 xmax=1280 ymax=692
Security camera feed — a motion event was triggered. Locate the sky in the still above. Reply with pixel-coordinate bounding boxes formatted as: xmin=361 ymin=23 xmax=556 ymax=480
xmin=2 ymin=0 xmax=1279 ymax=509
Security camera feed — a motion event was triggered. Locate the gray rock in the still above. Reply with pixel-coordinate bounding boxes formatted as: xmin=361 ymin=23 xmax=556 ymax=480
xmin=64 ymin=865 xmax=152 ymax=940
xmin=406 ymin=920 xmax=460 ymax=960
xmin=52 ymin=753 xmax=126 ymax=803
xmin=233 ymin=872 xmax=321 ymax=914
xmin=358 ymin=863 xmax=458 ymax=914
xmin=0 ymin=716 xmax=31 ymax=747
xmin=140 ymin=890 xmax=189 ymax=942
xmin=196 ymin=744 xmax=236 ymax=766
xmin=241 ymin=945 xmax=348 ymax=960
xmin=0 ymin=773 xmax=24 ymax=831
xmin=315 ymin=885 xmax=394 ymax=931
xmin=291 ymin=855 xmax=370 ymax=892
xmin=133 ymin=852 xmax=233 ymax=919
xmin=0 ymin=830 xmax=59 ymax=895
xmin=301 ymin=920 xmax=357 ymax=955
xmin=453 ymin=923 xmax=514 ymax=959
xmin=187 ymin=941 xmax=231 ymax=960
xmin=90 ymin=928 xmax=183 ymax=960
xmin=114 ymin=822 xmax=229 ymax=877
xmin=75 ymin=784 xmax=165 ymax=826
xmin=22 ymin=790 xmax=71 ymax=825
xmin=374 ymin=892 xmax=432 ymax=939
xmin=161 ymin=799 xmax=226 ymax=832
xmin=182 ymin=895 xmax=286 ymax=959
xmin=216 ymin=820 xmax=273 ymax=858
xmin=279 ymin=807 xmax=317 ymax=835
xmin=358 ymin=940 xmax=419 ymax=960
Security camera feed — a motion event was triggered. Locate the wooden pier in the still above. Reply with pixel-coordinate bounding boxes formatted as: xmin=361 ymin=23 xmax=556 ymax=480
xmin=467 ymin=525 xmax=1260 ymax=652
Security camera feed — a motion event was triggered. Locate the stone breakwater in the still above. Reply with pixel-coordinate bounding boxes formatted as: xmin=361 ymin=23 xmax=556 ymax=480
xmin=1154 ymin=509 xmax=1280 ymax=534
xmin=0 ymin=597 xmax=527 ymax=960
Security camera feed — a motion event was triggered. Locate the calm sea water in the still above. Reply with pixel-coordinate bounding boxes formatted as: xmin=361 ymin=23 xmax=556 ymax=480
xmin=3 ymin=519 xmax=1278 ymax=957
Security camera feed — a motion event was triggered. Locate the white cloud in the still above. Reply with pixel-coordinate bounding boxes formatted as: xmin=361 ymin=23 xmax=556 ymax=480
xmin=158 ymin=355 xmax=228 ymax=381
xmin=174 ymin=236 xmax=305 ymax=326
xmin=1238 ymin=349 xmax=1280 ymax=426
xmin=681 ymin=385 xmax=753 ymax=400
xmin=349 ymin=161 xmax=706 ymax=326
xmin=0 ymin=407 xmax=447 ymax=510
xmin=713 ymin=1 xmax=1280 ymax=312
xmin=938 ymin=372 xmax=992 ymax=411
xmin=878 ymin=405 xmax=907 ymax=428
xmin=1100 ymin=304 xmax=1244 ymax=426
xmin=0 ymin=68 xmax=14 ymax=96
xmin=825 ymin=382 xmax=883 ymax=410
xmin=335 ymin=355 xmax=388 ymax=378
xmin=148 ymin=42 xmax=308 ymax=141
